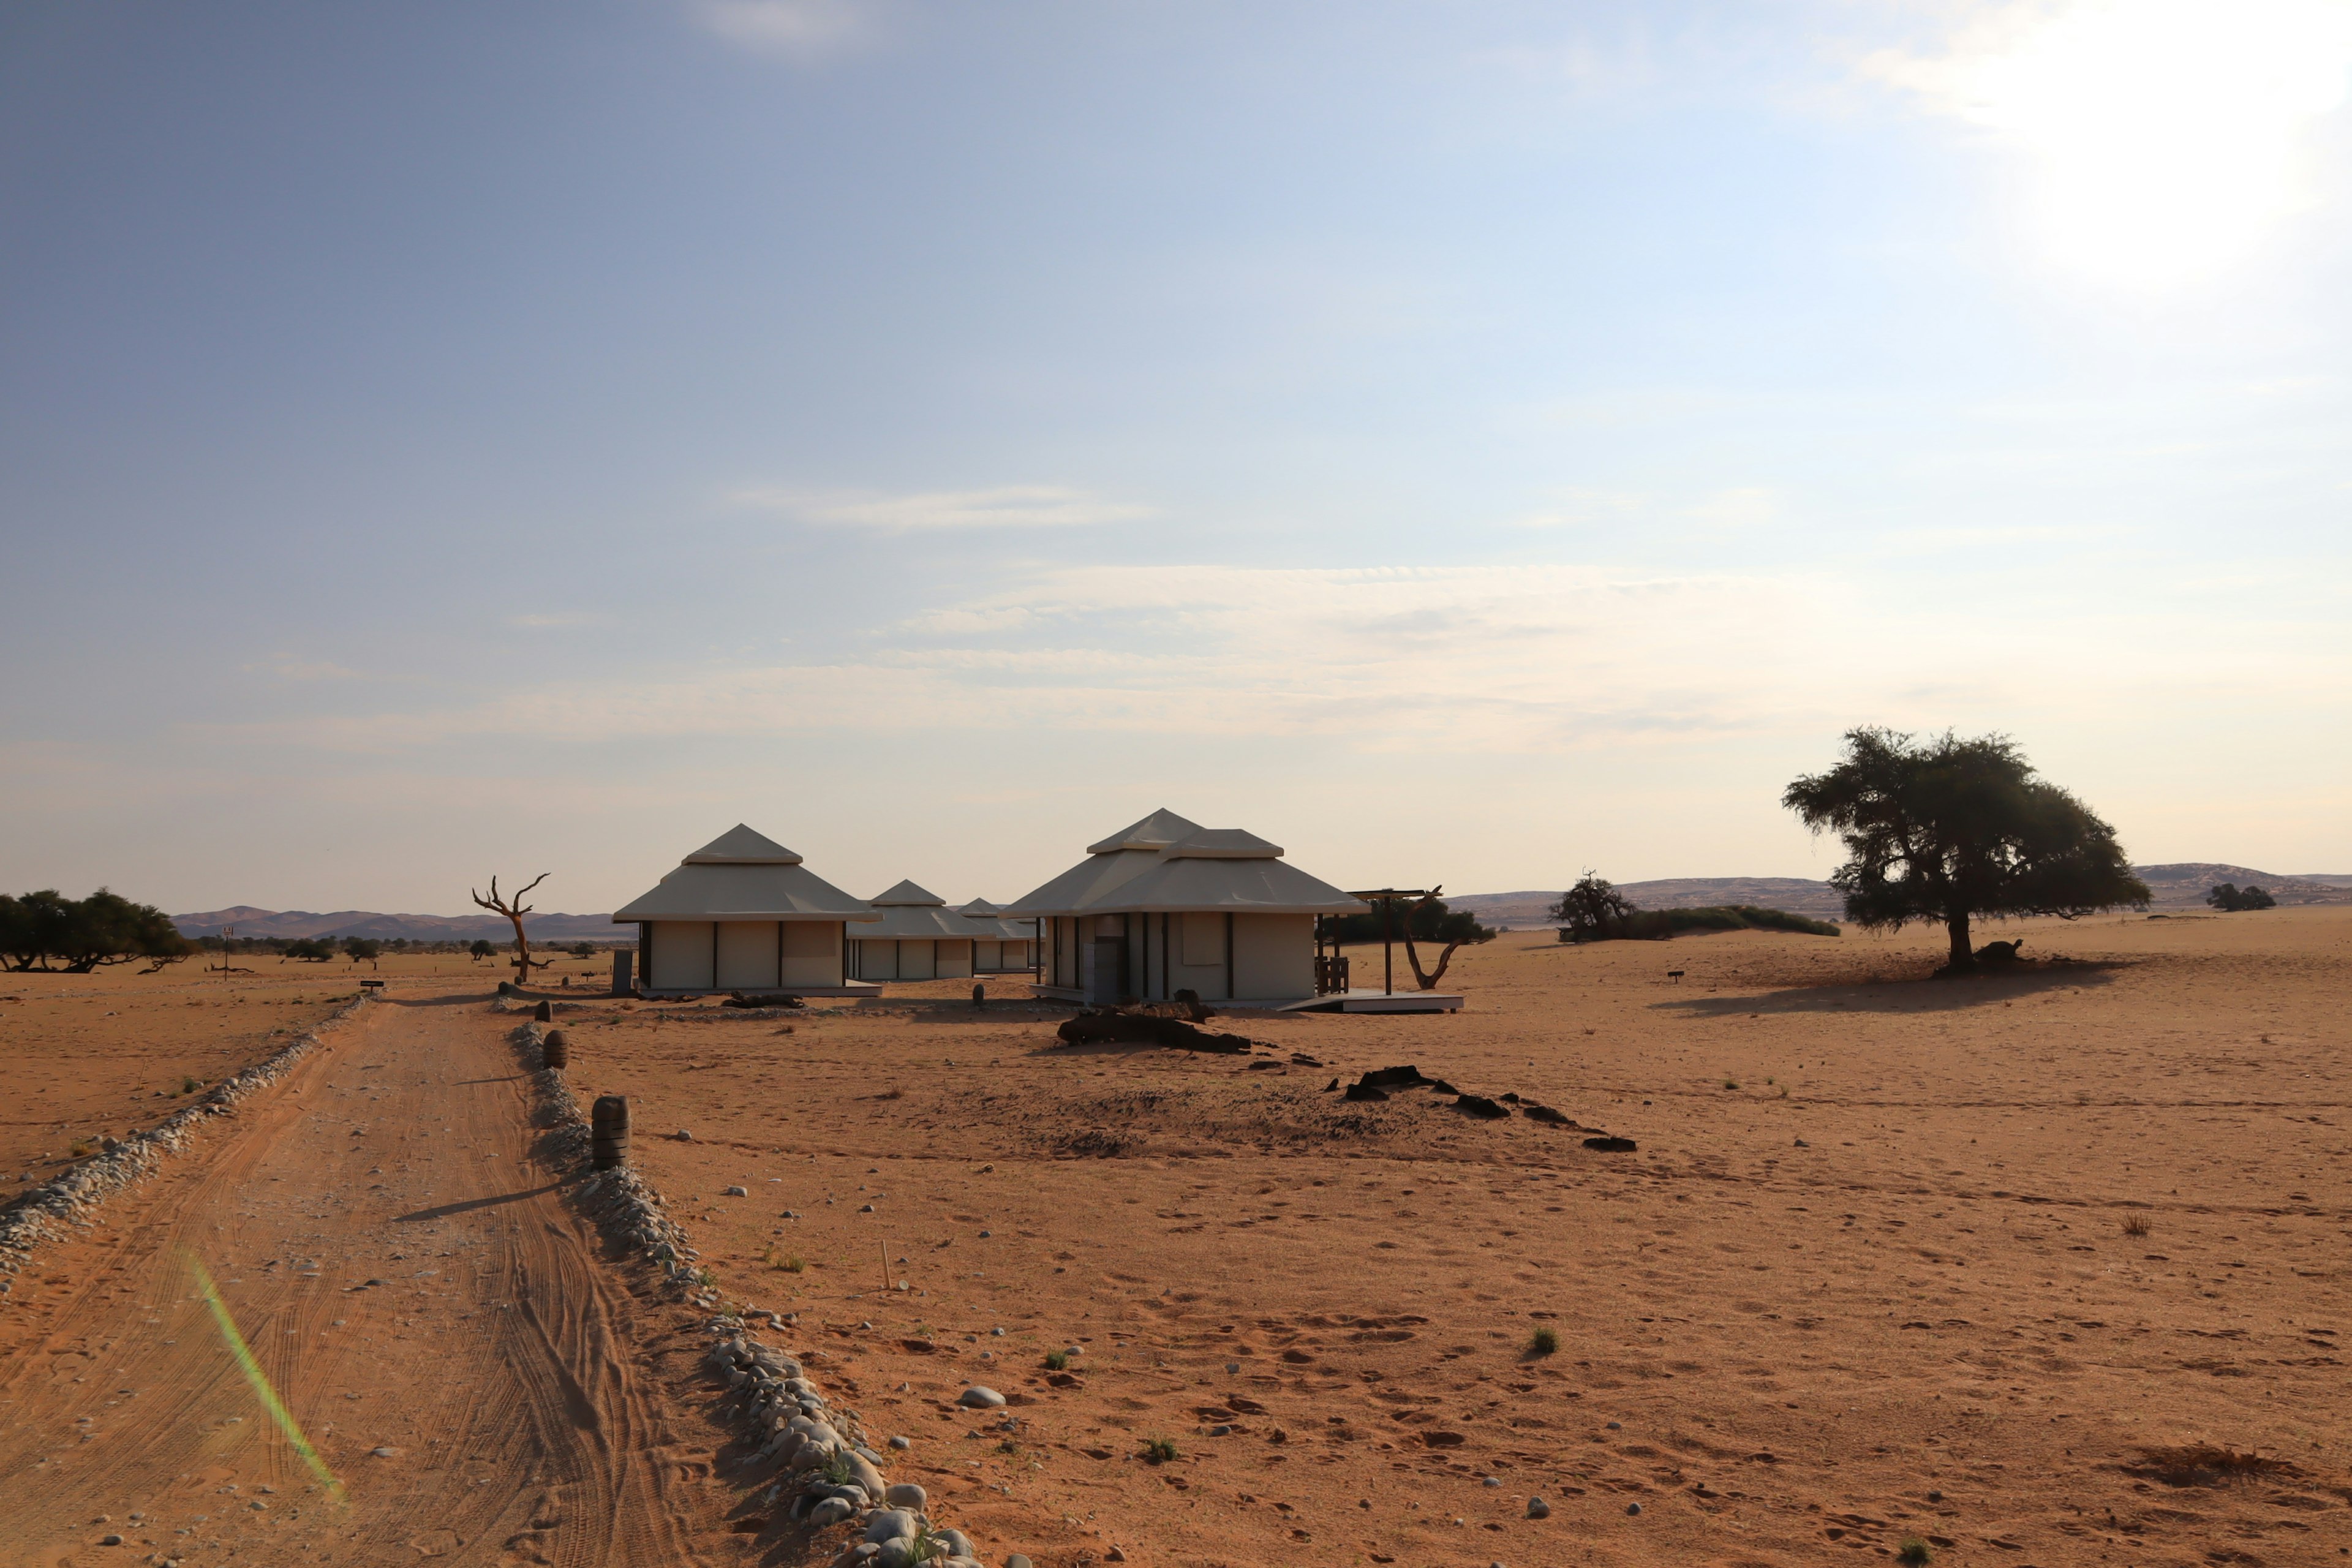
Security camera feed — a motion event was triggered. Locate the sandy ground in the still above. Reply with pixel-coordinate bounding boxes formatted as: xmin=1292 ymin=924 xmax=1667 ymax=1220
xmin=0 ymin=951 xmax=612 ymax=1196
xmin=1 ymin=911 xmax=2347 ymax=1568
xmin=587 ymin=908 xmax=2352 ymax=1568
xmin=0 ymin=992 xmax=748 ymax=1568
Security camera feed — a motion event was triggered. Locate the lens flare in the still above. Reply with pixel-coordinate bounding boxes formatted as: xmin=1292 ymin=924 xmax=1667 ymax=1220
xmin=189 ymin=1253 xmax=345 ymax=1501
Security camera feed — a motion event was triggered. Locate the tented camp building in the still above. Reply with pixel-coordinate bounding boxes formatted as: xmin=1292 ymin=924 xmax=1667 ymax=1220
xmin=612 ymin=824 xmax=880 ymax=998
xmin=847 ymin=881 xmax=992 ymax=983
xmin=956 ymin=899 xmax=1038 ymax=975
xmin=1003 ymin=809 xmax=1363 ymax=1007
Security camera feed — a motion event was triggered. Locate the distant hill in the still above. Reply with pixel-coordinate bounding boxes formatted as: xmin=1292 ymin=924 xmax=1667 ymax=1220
xmin=1453 ymin=864 xmax=2352 ymax=928
xmin=172 ymin=906 xmax=621 ymax=942
xmin=2127 ymin=865 xmax=2352 ymax=908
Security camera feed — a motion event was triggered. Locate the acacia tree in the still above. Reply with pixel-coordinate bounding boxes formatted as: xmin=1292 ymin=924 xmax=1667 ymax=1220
xmin=1783 ymin=728 xmax=2149 ymax=973
xmin=470 ymin=873 xmax=552 ymax=984
xmin=1547 ymin=872 xmax=1636 ymax=943
xmin=467 ymin=938 xmax=496 ymax=963
xmin=0 ymin=889 xmax=192 ymax=973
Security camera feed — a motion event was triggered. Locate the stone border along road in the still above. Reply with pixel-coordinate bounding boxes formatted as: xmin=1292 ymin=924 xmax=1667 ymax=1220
xmin=0 ymin=994 xmax=371 ymax=1297
xmin=513 ymin=1018 xmax=1036 ymax=1568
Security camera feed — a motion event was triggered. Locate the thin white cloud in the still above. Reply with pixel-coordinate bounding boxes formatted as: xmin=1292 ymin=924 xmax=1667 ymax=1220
xmin=194 ymin=561 xmax=2351 ymax=763
xmin=733 ymin=484 xmax=1153 ymax=530
xmin=691 ymin=0 xmax=869 ymax=58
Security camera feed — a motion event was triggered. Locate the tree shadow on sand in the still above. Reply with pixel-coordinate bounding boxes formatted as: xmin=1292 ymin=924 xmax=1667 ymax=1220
xmin=1651 ymin=959 xmax=2127 ymax=1017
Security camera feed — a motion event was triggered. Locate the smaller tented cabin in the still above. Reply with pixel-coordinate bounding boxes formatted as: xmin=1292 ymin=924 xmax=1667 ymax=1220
xmin=956 ymin=899 xmax=1038 ymax=976
xmin=1002 ymin=809 xmax=1363 ymax=1007
xmin=848 ymin=881 xmax=992 ymax=982
xmin=612 ymin=824 xmax=880 ymax=998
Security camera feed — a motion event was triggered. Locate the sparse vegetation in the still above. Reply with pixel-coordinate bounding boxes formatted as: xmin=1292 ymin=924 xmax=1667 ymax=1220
xmin=1722 ymin=1077 xmax=1741 ymax=1090
xmin=819 ymin=1448 xmax=859 ymax=1487
xmin=1550 ymin=872 xmax=1638 ymax=943
xmin=0 ymin=888 xmax=194 ymax=974
xmin=2122 ymin=1212 xmax=2152 ymax=1238
xmin=903 ymin=1526 xmax=944 ymax=1565
xmin=1784 ymin=727 xmax=2150 ymax=972
xmin=68 ymin=1137 xmax=95 ymax=1158
xmin=1044 ymin=1349 xmax=1069 ymax=1371
xmin=179 ymin=1075 xmax=198 ymax=1095
xmin=764 ymin=1248 xmax=805 ymax=1273
xmin=1142 ymin=1436 xmax=1178 ymax=1464
xmin=2127 ymin=1444 xmax=2299 ymax=1487
xmin=1898 ymin=1538 xmax=1933 ymax=1566
xmin=1527 ymin=1325 xmax=1559 ymax=1357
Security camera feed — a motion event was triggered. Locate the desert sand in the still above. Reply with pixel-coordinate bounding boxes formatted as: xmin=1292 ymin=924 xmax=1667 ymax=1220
xmin=1 ymin=910 xmax=2347 ymax=1567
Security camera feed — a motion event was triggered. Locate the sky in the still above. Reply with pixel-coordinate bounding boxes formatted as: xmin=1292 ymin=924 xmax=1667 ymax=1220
xmin=4 ymin=0 xmax=2350 ymax=916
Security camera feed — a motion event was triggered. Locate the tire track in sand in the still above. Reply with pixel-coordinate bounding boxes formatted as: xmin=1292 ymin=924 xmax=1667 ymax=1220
xmin=0 ymin=994 xmax=734 ymax=1567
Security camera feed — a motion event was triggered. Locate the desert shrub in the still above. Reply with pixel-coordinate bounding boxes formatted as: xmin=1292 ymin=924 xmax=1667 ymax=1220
xmin=1044 ymin=1349 xmax=1069 ymax=1370
xmin=2206 ymin=883 xmax=2276 ymax=912
xmin=1722 ymin=1077 xmax=1741 ymax=1090
xmin=284 ymin=938 xmax=335 ymax=962
xmin=1527 ymin=1326 xmax=1559 ymax=1357
xmin=2122 ymin=1212 xmax=2152 ymax=1238
xmin=1142 ymin=1436 xmax=1178 ymax=1464
xmin=1624 ymin=906 xmax=1841 ymax=939
xmin=1550 ymin=873 xmax=1637 ymax=942
xmin=1897 ymin=1539 xmax=1932 ymax=1566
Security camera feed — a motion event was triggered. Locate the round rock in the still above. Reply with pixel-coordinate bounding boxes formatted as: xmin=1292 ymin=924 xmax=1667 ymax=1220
xmin=864 ymin=1509 xmax=917 ymax=1544
xmin=957 ymin=1385 xmax=1007 ymax=1409
xmin=1527 ymin=1496 xmax=1551 ymax=1518
xmin=883 ymin=1483 xmax=927 ymax=1510
xmin=1626 ymin=1501 xmax=1643 ymax=1516
xmin=888 ymin=1435 xmax=912 ymax=1450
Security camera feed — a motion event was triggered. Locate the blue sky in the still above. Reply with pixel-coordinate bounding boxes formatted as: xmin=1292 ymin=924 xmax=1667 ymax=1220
xmin=4 ymin=0 xmax=2350 ymax=914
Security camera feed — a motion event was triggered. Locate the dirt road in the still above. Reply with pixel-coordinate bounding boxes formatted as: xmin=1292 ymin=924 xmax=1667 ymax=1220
xmin=0 ymin=995 xmax=744 ymax=1567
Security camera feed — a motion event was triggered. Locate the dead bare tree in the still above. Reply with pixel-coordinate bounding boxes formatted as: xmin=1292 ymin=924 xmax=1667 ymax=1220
xmin=471 ymin=872 xmax=552 ymax=984
xmin=1399 ymin=886 xmax=1495 ymax=991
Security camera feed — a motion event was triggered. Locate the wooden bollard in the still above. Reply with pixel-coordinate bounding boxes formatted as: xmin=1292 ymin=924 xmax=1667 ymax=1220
xmin=591 ymin=1095 xmax=630 ymax=1170
xmin=542 ymin=1028 xmax=568 ymax=1069
xmin=534 ymin=1000 xmax=553 ymax=1022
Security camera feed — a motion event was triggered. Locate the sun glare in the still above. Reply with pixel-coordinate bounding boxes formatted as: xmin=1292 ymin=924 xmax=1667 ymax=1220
xmin=1872 ymin=0 xmax=2352 ymax=288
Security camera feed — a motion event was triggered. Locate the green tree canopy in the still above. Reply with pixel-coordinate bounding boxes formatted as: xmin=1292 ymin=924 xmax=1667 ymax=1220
xmin=0 ymin=888 xmax=194 ymax=973
xmin=1782 ymin=727 xmax=2149 ymax=972
xmin=2207 ymin=883 xmax=2275 ymax=912
xmin=284 ymin=937 xmax=336 ymax=962
xmin=467 ymin=938 xmax=496 ymax=962
xmin=1548 ymin=872 xmax=1637 ymax=943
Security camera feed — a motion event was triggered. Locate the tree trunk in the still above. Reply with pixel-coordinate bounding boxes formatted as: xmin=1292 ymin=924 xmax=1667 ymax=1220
xmin=1405 ymin=938 xmax=1464 ymax=990
xmin=1945 ymin=910 xmax=1974 ymax=971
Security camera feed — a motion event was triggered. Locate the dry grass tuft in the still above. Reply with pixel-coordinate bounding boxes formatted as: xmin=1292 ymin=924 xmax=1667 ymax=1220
xmin=2122 ymin=1212 xmax=2152 ymax=1238
xmin=2127 ymin=1445 xmax=2299 ymax=1488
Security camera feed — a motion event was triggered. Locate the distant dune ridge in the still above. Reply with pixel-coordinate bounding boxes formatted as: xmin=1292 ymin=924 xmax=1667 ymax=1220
xmin=174 ymin=862 xmax=2350 ymax=942
xmin=1449 ymin=864 xmax=2352 ymax=929
xmin=170 ymin=905 xmax=619 ymax=942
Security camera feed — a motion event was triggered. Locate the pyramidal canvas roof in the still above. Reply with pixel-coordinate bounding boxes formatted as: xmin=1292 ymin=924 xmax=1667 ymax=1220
xmin=856 ymin=878 xmax=996 ymax=940
xmin=1001 ymin=808 xmax=1202 ymax=918
xmin=611 ymin=824 xmax=878 ymax=923
xmin=1003 ymin=811 xmax=1363 ymax=917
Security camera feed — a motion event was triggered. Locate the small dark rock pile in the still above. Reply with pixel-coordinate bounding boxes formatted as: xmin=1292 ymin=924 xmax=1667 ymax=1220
xmin=1322 ymin=1064 xmax=1637 ymax=1150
